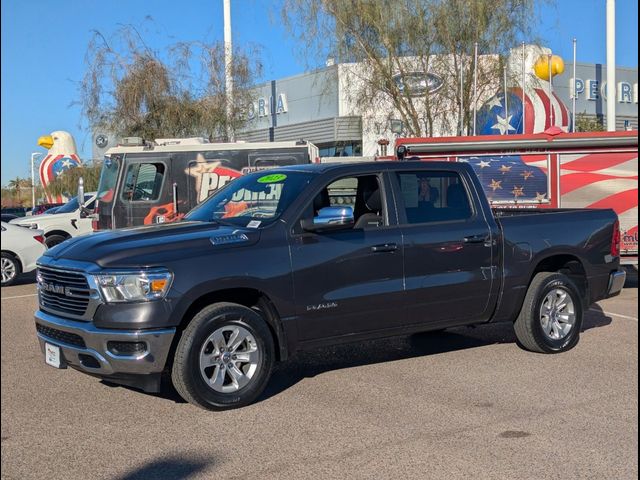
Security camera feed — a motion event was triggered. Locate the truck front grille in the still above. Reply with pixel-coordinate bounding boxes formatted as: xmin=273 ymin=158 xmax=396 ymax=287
xmin=38 ymin=267 xmax=91 ymax=317
xmin=35 ymin=323 xmax=86 ymax=348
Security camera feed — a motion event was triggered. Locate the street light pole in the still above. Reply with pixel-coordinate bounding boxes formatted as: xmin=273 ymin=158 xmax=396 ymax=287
xmin=30 ymin=152 xmax=42 ymax=210
xmin=606 ymin=0 xmax=616 ymax=131
xmin=223 ymin=0 xmax=234 ymax=141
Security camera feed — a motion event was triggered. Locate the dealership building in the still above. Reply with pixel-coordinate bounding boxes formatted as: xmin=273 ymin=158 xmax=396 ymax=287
xmin=236 ymin=60 xmax=638 ymax=158
xmin=92 ymin=50 xmax=638 ymax=160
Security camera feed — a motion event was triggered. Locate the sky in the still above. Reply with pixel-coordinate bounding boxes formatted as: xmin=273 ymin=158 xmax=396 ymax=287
xmin=1 ymin=0 xmax=638 ymax=186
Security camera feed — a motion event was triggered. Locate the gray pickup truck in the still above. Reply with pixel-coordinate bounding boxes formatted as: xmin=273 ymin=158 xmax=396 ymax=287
xmin=34 ymin=162 xmax=626 ymax=410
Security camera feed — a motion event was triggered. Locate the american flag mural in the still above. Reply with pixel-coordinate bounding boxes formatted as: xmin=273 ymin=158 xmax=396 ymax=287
xmin=460 ymin=154 xmax=549 ymax=203
xmin=39 ymin=153 xmax=82 ymax=203
xmin=559 ymin=152 xmax=638 ymax=254
xmin=476 ymin=87 xmax=571 ymax=135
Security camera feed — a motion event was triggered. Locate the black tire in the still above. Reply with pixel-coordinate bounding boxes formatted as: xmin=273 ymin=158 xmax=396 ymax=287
xmin=1 ymin=252 xmax=22 ymax=287
xmin=514 ymin=272 xmax=584 ymax=354
xmin=171 ymin=302 xmax=275 ymax=410
xmin=45 ymin=234 xmax=68 ymax=248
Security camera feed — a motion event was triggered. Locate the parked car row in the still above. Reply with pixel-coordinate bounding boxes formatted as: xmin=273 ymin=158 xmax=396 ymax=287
xmin=1 ymin=202 xmax=65 ymax=219
xmin=31 ymin=202 xmax=65 ymax=216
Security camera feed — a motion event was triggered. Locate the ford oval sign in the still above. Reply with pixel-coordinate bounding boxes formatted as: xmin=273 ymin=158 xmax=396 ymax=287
xmin=393 ymin=72 xmax=444 ymax=97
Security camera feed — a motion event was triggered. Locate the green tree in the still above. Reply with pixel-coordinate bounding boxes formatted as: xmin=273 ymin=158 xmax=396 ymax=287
xmin=80 ymin=23 xmax=262 ymax=142
xmin=281 ymin=0 xmax=543 ymax=137
xmin=43 ymin=163 xmax=102 ymax=200
xmin=574 ymin=112 xmax=605 ymax=132
xmin=7 ymin=177 xmax=24 ymax=195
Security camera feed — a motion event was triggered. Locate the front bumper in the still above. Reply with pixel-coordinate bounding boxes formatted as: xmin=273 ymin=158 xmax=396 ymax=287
xmin=606 ymin=269 xmax=627 ymax=298
xmin=35 ymin=309 xmax=176 ymax=378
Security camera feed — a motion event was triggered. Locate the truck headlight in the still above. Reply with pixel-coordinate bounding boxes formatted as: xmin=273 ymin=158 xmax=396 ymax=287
xmin=93 ymin=270 xmax=173 ymax=303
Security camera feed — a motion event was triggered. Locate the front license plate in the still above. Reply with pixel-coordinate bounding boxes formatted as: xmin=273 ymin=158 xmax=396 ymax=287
xmin=45 ymin=343 xmax=62 ymax=368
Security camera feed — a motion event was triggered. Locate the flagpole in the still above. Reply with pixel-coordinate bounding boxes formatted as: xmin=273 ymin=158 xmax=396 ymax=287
xmin=503 ymin=65 xmax=509 ymax=135
xmin=521 ymin=41 xmax=526 ymax=133
xmin=472 ymin=42 xmax=478 ymax=135
xmin=572 ymin=38 xmax=577 ymax=132
xmin=547 ymin=53 xmax=554 ymax=126
xmin=460 ymin=56 xmax=464 ymax=135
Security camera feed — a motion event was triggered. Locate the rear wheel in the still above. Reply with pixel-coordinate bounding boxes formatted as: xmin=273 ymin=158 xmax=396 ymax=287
xmin=1 ymin=252 xmax=21 ymax=286
xmin=171 ymin=302 xmax=275 ymax=410
xmin=514 ymin=272 xmax=583 ymax=353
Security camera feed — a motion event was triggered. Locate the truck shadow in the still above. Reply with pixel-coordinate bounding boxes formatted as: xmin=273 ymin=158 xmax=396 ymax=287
xmin=127 ymin=304 xmax=613 ymax=405
xmin=257 ymin=304 xmax=613 ymax=404
xmin=113 ymin=454 xmax=212 ymax=480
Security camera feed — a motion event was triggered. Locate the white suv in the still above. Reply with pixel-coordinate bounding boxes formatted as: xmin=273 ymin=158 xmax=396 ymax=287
xmin=10 ymin=193 xmax=97 ymax=248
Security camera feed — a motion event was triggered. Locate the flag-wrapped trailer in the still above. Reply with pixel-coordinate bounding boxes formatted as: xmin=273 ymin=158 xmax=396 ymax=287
xmin=394 ymin=130 xmax=638 ymax=264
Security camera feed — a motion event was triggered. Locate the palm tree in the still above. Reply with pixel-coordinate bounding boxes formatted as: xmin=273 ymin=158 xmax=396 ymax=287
xmin=7 ymin=177 xmax=23 ymax=195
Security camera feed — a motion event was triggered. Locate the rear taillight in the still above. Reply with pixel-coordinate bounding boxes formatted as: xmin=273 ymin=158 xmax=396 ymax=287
xmin=33 ymin=235 xmax=45 ymax=244
xmin=611 ymin=220 xmax=621 ymax=257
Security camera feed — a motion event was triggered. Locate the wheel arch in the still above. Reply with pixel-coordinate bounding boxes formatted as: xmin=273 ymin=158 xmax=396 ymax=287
xmin=528 ymin=253 xmax=588 ymax=303
xmin=170 ymin=287 xmax=288 ymax=367
xmin=1 ymin=249 xmax=23 ymax=269
xmin=44 ymin=230 xmax=71 ymax=240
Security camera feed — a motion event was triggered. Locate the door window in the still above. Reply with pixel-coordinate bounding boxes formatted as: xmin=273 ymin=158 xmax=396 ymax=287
xmin=122 ymin=163 xmax=165 ymax=201
xmin=396 ymin=171 xmax=472 ymax=224
xmin=306 ymin=175 xmax=386 ymax=229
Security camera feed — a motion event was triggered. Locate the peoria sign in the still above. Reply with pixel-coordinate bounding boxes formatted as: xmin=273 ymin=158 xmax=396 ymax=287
xmin=246 ymin=93 xmax=289 ymax=120
xmin=570 ymin=78 xmax=638 ymax=104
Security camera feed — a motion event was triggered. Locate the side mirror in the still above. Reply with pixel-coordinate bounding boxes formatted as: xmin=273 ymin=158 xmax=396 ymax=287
xmin=301 ymin=206 xmax=354 ymax=232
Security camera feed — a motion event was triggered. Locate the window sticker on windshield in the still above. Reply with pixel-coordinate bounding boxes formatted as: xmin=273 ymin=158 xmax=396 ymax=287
xmin=247 ymin=220 xmax=261 ymax=228
xmin=257 ymin=173 xmax=287 ymax=183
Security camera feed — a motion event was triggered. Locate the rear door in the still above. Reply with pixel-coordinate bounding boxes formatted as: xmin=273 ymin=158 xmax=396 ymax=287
xmin=391 ymin=167 xmax=497 ymax=328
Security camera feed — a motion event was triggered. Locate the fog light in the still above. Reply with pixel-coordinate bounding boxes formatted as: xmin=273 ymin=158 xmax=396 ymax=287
xmin=107 ymin=341 xmax=147 ymax=356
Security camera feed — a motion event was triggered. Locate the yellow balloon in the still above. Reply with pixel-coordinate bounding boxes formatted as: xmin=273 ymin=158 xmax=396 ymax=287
xmin=534 ymin=55 xmax=565 ymax=80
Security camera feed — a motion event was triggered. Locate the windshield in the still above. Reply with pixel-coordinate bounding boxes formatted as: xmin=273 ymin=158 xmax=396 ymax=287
xmin=96 ymin=155 xmax=120 ymax=203
xmin=185 ymin=171 xmax=315 ymax=226
xmin=56 ymin=197 xmax=80 ymax=213
xmin=56 ymin=194 xmax=94 ymax=214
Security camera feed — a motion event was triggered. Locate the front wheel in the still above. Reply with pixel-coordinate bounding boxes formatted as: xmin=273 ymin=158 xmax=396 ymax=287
xmin=514 ymin=272 xmax=584 ymax=353
xmin=171 ymin=302 xmax=275 ymax=410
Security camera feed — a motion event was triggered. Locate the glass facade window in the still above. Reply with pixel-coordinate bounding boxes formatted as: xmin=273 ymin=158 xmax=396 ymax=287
xmin=319 ymin=142 xmax=362 ymax=157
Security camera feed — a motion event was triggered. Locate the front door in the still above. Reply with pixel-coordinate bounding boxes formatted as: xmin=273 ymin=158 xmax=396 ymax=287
xmin=392 ymin=169 xmax=496 ymax=328
xmin=113 ymin=154 xmax=171 ymax=227
xmin=290 ymin=172 xmax=406 ymax=342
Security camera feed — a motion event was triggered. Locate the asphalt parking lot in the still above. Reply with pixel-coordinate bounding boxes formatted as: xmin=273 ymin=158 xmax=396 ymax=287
xmin=1 ymin=271 xmax=638 ymax=480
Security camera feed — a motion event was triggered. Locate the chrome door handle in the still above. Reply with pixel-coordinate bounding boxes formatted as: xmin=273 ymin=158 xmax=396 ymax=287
xmin=463 ymin=234 xmax=489 ymax=244
xmin=371 ymin=243 xmax=398 ymax=253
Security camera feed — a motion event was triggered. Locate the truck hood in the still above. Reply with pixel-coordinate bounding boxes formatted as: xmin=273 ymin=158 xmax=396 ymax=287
xmin=42 ymin=221 xmax=261 ymax=269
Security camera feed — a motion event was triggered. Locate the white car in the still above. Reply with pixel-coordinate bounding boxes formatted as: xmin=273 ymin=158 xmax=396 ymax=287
xmin=10 ymin=192 xmax=97 ymax=248
xmin=1 ymin=222 xmax=47 ymax=286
